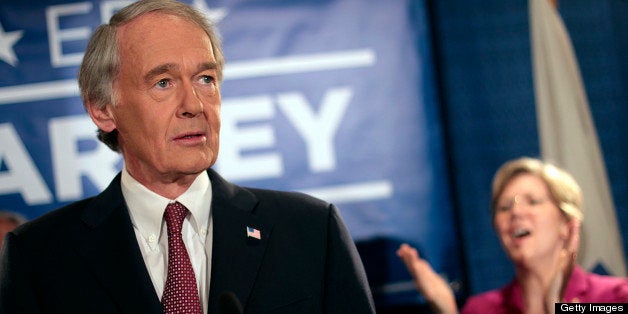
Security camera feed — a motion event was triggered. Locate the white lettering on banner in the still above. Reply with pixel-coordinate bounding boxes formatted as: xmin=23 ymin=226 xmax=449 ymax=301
xmin=44 ymin=1 xmax=167 ymax=68
xmin=276 ymin=87 xmax=352 ymax=172
xmin=50 ymin=115 xmax=120 ymax=201
xmin=216 ymin=87 xmax=352 ymax=181
xmin=0 ymin=107 xmax=393 ymax=205
xmin=217 ymin=95 xmax=283 ymax=181
xmin=0 ymin=49 xmax=375 ymax=105
xmin=0 ymin=90 xmax=359 ymax=202
xmin=2 ymin=4 xmax=386 ymax=204
xmin=301 ymin=180 xmax=393 ymax=204
xmin=46 ymin=2 xmax=93 ymax=67
xmin=0 ymin=123 xmax=53 ymax=205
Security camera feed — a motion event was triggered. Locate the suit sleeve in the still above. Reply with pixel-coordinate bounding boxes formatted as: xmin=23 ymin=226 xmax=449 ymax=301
xmin=323 ymin=204 xmax=375 ymax=313
xmin=0 ymin=232 xmax=41 ymax=313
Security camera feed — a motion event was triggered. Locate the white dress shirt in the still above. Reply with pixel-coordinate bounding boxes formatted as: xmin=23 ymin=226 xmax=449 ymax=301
xmin=121 ymin=168 xmax=213 ymax=313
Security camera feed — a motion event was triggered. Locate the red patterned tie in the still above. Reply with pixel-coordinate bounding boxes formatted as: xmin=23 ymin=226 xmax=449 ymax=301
xmin=162 ymin=202 xmax=202 ymax=314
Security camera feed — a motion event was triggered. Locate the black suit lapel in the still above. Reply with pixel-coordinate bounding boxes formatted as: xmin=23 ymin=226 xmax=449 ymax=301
xmin=77 ymin=174 xmax=163 ymax=313
xmin=207 ymin=169 xmax=273 ymax=311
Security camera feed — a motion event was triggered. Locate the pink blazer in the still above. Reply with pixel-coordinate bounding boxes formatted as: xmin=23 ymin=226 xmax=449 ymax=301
xmin=462 ymin=266 xmax=628 ymax=314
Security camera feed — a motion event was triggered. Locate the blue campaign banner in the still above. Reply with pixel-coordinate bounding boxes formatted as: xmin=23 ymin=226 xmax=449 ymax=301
xmin=0 ymin=0 xmax=462 ymax=307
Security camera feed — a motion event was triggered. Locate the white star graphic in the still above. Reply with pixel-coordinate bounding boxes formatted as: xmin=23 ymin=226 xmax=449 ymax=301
xmin=192 ymin=0 xmax=228 ymax=24
xmin=0 ymin=22 xmax=24 ymax=67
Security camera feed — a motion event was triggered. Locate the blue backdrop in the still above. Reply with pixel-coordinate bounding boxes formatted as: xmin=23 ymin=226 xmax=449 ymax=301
xmin=430 ymin=0 xmax=628 ymax=303
xmin=0 ymin=0 xmax=460 ymax=311
xmin=2 ymin=0 xmax=628 ymax=313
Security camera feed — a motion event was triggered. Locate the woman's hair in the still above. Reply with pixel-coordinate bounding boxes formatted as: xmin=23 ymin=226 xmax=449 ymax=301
xmin=490 ymin=157 xmax=583 ymax=222
xmin=77 ymin=0 xmax=224 ymax=152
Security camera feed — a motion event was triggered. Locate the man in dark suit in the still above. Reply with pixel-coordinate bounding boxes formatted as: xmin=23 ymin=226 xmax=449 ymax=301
xmin=0 ymin=0 xmax=375 ymax=313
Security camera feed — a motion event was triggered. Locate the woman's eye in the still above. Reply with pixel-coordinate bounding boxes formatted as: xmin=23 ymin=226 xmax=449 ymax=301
xmin=529 ymin=198 xmax=544 ymax=205
xmin=497 ymin=204 xmax=511 ymax=212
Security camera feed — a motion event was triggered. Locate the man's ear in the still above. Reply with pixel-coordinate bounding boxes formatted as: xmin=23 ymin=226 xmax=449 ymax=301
xmin=86 ymin=101 xmax=116 ymax=133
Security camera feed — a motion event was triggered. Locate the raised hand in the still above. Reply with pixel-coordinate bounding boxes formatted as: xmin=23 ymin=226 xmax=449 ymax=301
xmin=397 ymin=243 xmax=458 ymax=314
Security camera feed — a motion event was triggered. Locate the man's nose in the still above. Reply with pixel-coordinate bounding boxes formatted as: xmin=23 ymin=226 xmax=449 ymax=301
xmin=178 ymin=81 xmax=203 ymax=118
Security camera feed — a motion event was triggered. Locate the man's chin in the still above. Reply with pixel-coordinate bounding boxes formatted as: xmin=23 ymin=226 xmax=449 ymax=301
xmin=183 ymin=159 xmax=215 ymax=174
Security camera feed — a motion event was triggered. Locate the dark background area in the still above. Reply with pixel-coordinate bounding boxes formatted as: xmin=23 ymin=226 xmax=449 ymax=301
xmin=373 ymin=0 xmax=628 ymax=312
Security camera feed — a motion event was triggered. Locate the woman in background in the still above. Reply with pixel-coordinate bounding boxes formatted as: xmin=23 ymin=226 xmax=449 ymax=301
xmin=398 ymin=157 xmax=628 ymax=313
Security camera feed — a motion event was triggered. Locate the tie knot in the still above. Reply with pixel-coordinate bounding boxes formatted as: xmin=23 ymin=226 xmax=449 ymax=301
xmin=164 ymin=202 xmax=189 ymax=234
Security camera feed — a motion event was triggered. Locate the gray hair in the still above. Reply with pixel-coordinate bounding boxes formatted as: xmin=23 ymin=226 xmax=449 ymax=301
xmin=78 ymin=0 xmax=224 ymax=152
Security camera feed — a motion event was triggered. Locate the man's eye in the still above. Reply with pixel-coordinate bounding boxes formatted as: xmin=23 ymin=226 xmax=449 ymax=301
xmin=155 ymin=79 xmax=170 ymax=89
xmin=198 ymin=75 xmax=214 ymax=84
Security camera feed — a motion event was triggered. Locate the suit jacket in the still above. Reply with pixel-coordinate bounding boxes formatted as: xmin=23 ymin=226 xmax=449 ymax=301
xmin=461 ymin=266 xmax=628 ymax=314
xmin=0 ymin=169 xmax=375 ymax=313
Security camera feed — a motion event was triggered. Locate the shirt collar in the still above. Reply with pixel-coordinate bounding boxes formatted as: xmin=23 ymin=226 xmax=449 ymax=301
xmin=121 ymin=167 xmax=212 ymax=239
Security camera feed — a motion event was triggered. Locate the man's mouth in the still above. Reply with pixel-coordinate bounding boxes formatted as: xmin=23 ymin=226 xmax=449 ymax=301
xmin=175 ymin=132 xmax=204 ymax=140
xmin=179 ymin=134 xmax=201 ymax=139
xmin=173 ymin=131 xmax=207 ymax=144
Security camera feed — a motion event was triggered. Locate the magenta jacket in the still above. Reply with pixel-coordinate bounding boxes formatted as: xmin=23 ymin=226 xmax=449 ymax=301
xmin=462 ymin=266 xmax=628 ymax=314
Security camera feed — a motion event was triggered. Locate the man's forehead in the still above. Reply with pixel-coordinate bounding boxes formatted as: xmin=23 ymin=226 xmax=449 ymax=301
xmin=117 ymin=13 xmax=214 ymax=64
xmin=117 ymin=11 xmax=208 ymax=43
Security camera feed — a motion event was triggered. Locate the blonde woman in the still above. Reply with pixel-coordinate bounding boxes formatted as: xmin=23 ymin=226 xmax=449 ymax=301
xmin=398 ymin=157 xmax=628 ymax=313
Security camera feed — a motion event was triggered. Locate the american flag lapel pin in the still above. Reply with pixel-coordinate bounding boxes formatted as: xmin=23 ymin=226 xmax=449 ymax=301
xmin=246 ymin=226 xmax=261 ymax=240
